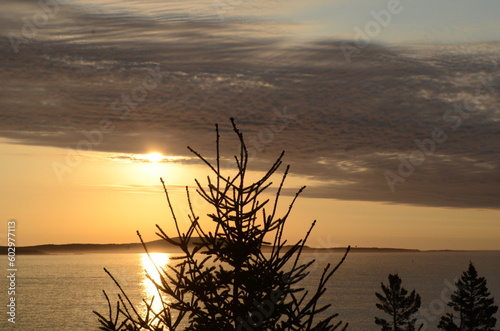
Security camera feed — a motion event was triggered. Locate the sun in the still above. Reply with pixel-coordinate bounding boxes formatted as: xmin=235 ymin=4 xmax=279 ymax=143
xmin=144 ymin=152 xmax=164 ymax=163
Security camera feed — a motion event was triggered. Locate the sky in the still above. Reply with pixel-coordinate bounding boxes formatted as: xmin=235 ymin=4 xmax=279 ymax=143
xmin=0 ymin=0 xmax=499 ymax=250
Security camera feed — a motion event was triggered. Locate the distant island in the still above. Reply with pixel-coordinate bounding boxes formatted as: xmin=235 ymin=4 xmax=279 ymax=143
xmin=0 ymin=238 xmax=462 ymax=255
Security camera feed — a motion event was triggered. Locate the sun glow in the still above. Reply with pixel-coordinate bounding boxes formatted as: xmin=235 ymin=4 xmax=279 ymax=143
xmin=143 ymin=152 xmax=164 ymax=163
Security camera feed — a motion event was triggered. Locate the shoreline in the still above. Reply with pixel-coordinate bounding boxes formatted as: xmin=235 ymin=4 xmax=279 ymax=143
xmin=0 ymin=242 xmax=489 ymax=255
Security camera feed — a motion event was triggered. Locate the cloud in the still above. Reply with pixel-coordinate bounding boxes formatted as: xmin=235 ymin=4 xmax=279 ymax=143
xmin=89 ymin=184 xmax=189 ymax=195
xmin=108 ymin=153 xmax=197 ymax=164
xmin=0 ymin=1 xmax=499 ymax=209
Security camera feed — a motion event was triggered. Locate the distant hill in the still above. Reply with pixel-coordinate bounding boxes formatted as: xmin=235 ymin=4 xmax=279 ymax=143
xmin=0 ymin=239 xmax=183 ymax=255
xmin=0 ymin=238 xmax=429 ymax=255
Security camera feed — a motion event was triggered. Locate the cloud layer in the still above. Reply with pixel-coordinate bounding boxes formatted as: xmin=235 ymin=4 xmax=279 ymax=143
xmin=1 ymin=0 xmax=499 ymax=209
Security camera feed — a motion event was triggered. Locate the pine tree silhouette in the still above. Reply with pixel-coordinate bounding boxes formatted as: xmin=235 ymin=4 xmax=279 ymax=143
xmin=94 ymin=119 xmax=350 ymax=330
xmin=375 ymin=274 xmax=422 ymax=331
xmin=438 ymin=262 xmax=498 ymax=331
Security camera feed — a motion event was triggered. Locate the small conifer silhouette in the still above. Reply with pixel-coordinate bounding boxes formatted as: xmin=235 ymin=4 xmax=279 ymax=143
xmin=438 ymin=262 xmax=497 ymax=331
xmin=375 ymin=273 xmax=422 ymax=331
xmin=94 ymin=119 xmax=350 ymax=330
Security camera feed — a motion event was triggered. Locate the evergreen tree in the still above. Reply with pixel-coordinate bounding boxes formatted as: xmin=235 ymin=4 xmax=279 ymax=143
xmin=438 ymin=262 xmax=498 ymax=331
xmin=94 ymin=119 xmax=350 ymax=330
xmin=375 ymin=274 xmax=422 ymax=331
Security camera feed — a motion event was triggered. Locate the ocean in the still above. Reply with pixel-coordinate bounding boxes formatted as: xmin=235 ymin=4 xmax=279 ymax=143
xmin=1 ymin=251 xmax=499 ymax=330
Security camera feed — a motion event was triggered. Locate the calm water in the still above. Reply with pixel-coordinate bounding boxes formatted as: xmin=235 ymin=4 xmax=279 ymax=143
xmin=1 ymin=251 xmax=499 ymax=330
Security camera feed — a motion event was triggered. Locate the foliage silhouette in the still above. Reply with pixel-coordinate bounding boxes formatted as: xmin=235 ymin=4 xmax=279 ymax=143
xmin=94 ymin=118 xmax=350 ymax=330
xmin=375 ymin=274 xmax=422 ymax=331
xmin=438 ymin=262 xmax=497 ymax=331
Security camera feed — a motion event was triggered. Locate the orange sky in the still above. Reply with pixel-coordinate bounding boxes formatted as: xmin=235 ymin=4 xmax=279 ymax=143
xmin=2 ymin=140 xmax=499 ymax=250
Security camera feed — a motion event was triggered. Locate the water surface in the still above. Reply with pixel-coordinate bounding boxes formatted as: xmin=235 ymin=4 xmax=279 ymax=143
xmin=1 ymin=251 xmax=499 ymax=330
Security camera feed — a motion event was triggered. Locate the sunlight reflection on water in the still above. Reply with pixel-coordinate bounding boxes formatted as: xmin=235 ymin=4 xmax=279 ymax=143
xmin=2 ymin=252 xmax=498 ymax=330
xmin=139 ymin=253 xmax=172 ymax=314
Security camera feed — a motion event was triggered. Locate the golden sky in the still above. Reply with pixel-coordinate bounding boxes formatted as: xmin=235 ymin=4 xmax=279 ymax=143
xmin=2 ymin=139 xmax=499 ymax=250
